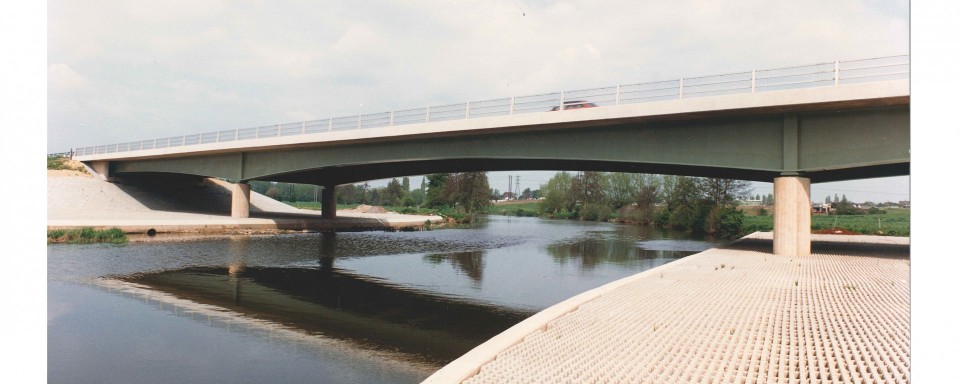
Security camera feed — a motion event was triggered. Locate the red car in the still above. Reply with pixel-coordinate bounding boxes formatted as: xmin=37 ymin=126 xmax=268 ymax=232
xmin=550 ymin=100 xmax=598 ymax=111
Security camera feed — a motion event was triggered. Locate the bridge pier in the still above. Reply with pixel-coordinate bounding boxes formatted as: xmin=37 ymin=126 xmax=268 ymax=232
xmin=321 ymin=185 xmax=336 ymax=219
xmin=773 ymin=176 xmax=811 ymax=257
xmin=231 ymin=182 xmax=250 ymax=218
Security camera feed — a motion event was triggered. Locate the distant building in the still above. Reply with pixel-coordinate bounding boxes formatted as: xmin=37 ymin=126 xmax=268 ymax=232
xmin=812 ymin=203 xmax=831 ymax=214
xmin=898 ymin=200 xmax=910 ymax=208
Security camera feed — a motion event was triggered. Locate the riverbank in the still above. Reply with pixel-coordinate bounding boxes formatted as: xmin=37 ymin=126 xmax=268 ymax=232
xmin=484 ymin=200 xmax=910 ymax=236
xmin=47 ymin=172 xmax=444 ymax=236
xmin=426 ymin=232 xmax=910 ymax=383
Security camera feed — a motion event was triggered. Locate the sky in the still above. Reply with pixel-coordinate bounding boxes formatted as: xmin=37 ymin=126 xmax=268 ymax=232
xmin=8 ymin=2 xmax=960 ymax=380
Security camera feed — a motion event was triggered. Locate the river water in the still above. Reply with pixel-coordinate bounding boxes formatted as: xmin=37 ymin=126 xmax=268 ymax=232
xmin=48 ymin=215 xmax=718 ymax=384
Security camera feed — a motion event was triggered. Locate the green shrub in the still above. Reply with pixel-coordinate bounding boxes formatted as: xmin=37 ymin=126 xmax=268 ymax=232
xmin=48 ymin=227 xmax=128 ymax=244
xmin=706 ymin=206 xmax=745 ymax=240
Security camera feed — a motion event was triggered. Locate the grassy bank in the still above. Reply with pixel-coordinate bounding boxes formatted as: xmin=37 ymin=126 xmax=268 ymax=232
xmin=47 ymin=155 xmax=87 ymax=172
xmin=743 ymin=208 xmax=910 ymax=236
xmin=48 ymin=227 xmax=128 ymax=244
xmin=483 ymin=202 xmax=541 ymax=217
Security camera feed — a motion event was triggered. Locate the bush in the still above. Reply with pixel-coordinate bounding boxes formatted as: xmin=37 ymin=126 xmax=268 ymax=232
xmin=705 ymin=206 xmax=745 ymax=240
xmin=655 ymin=209 xmax=671 ymax=227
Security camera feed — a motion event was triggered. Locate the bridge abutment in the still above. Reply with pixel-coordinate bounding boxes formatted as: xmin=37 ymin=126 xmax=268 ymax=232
xmin=773 ymin=176 xmax=811 ymax=257
xmin=321 ymin=185 xmax=336 ymax=219
xmin=90 ymin=161 xmax=113 ymax=181
xmin=231 ymin=182 xmax=251 ymax=218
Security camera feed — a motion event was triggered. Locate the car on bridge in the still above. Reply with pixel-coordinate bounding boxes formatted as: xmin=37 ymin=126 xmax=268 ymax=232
xmin=550 ymin=100 xmax=598 ymax=111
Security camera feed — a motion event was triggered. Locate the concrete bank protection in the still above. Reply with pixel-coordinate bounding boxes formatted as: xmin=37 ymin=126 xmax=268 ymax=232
xmin=47 ymin=174 xmax=444 ymax=234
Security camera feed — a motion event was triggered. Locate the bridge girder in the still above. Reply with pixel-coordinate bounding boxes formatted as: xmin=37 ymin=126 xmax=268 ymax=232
xmin=110 ymin=105 xmax=909 ymax=185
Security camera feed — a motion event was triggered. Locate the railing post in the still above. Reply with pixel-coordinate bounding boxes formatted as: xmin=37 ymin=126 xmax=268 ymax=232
xmin=559 ymin=91 xmax=565 ymax=110
xmin=235 ymin=129 xmax=239 ymax=141
xmin=327 ymin=117 xmax=333 ymax=132
xmin=751 ymin=70 xmax=756 ymax=93
xmin=256 ymin=127 xmax=261 ymax=139
xmin=425 ymin=107 xmax=430 ymax=123
xmin=216 ymin=131 xmax=221 ymax=142
xmin=465 ymin=102 xmax=471 ymax=118
xmin=510 ymin=97 xmax=515 ymax=114
xmin=357 ymin=113 xmax=362 ymax=129
xmin=834 ymin=60 xmax=840 ymax=86
xmin=301 ymin=121 xmax=306 ymax=134
xmin=679 ymin=77 xmax=684 ymax=99
xmin=389 ymin=111 xmax=394 ymax=126
xmin=167 ymin=137 xmax=171 ymax=147
xmin=615 ymin=84 xmax=621 ymax=105
xmin=277 ymin=124 xmax=281 ymax=136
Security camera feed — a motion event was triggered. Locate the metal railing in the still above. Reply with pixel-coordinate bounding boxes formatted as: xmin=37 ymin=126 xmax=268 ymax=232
xmin=73 ymin=54 xmax=909 ymax=157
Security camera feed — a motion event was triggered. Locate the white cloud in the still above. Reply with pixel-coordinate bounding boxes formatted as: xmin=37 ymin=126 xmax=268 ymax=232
xmin=48 ymin=0 xmax=908 ymax=150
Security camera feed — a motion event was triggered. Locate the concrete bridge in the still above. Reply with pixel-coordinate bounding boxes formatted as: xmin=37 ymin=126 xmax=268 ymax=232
xmin=72 ymin=55 xmax=909 ymax=257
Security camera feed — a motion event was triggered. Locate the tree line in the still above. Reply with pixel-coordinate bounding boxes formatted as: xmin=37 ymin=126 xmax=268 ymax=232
xmin=538 ymin=172 xmax=752 ymax=239
xmin=250 ymin=172 xmax=494 ymax=215
xmin=250 ymin=171 xmax=755 ymax=238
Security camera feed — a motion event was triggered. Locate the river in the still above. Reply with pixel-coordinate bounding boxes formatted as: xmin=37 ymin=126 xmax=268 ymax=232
xmin=48 ymin=215 xmax=718 ymax=384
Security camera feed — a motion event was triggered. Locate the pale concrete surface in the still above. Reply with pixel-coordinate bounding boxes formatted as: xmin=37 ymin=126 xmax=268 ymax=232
xmin=425 ymin=232 xmax=910 ymax=384
xmin=47 ymin=175 xmax=444 ymax=233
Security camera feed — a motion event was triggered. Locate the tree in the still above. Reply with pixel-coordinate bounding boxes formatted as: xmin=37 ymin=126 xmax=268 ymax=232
xmin=570 ymin=171 xmax=607 ymax=209
xmin=337 ymin=183 xmax=370 ymax=204
xmin=445 ymin=172 xmax=491 ymax=213
xmin=700 ymin=178 xmax=751 ymax=207
xmin=658 ymin=175 xmax=680 ymax=210
xmin=667 ymin=176 xmax=705 ymax=230
xmin=384 ymin=178 xmax=405 ymax=206
xmin=425 ymin=173 xmax=451 ymax=208
xmin=825 ymin=195 xmax=832 ymax=204
xmin=521 ymin=187 xmax=533 ymax=200
xmin=634 ymin=182 xmax=659 ymax=224
xmin=606 ymin=173 xmax=637 ymax=209
xmin=540 ymin=172 xmax=575 ymax=214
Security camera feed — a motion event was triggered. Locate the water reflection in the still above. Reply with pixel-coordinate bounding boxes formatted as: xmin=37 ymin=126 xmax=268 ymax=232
xmin=547 ymin=228 xmax=708 ymax=269
xmin=120 ymin=264 xmax=531 ymax=365
xmin=423 ymin=251 xmax=486 ymax=287
xmin=50 ymin=215 xmax=720 ymax=383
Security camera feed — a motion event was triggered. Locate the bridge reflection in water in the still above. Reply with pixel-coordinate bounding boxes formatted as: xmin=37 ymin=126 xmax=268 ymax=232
xmin=113 ymin=226 xmax=709 ymax=367
xmin=119 ymin=234 xmax=532 ymax=365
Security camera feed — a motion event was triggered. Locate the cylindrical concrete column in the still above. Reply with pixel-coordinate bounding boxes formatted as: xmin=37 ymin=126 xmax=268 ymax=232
xmin=321 ymin=185 xmax=337 ymax=219
xmin=231 ymin=182 xmax=251 ymax=219
xmin=773 ymin=176 xmax=811 ymax=257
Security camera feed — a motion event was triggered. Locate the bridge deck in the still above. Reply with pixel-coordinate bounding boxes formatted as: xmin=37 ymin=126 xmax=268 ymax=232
xmin=426 ymin=233 xmax=910 ymax=384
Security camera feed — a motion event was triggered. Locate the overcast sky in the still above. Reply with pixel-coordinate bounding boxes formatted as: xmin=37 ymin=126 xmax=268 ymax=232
xmin=46 ymin=0 xmax=911 ymax=203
